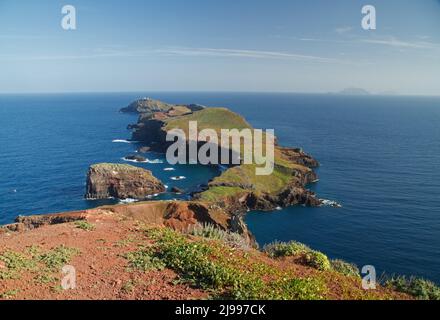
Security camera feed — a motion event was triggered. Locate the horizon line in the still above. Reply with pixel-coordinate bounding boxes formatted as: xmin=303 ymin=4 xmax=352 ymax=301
xmin=0 ymin=90 xmax=440 ymax=98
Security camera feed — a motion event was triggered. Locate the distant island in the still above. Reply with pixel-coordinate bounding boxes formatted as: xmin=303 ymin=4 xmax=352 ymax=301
xmin=336 ymin=87 xmax=371 ymax=95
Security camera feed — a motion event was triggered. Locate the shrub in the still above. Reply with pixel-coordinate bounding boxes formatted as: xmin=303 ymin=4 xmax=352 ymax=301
xmin=263 ymin=241 xmax=331 ymax=271
xmin=74 ymin=220 xmax=95 ymax=231
xmin=263 ymin=241 xmax=310 ymax=258
xmin=331 ymin=259 xmax=360 ymax=278
xmin=147 ymin=228 xmax=326 ymax=300
xmin=38 ymin=245 xmax=80 ymax=270
xmin=385 ymin=276 xmax=440 ymax=300
xmin=0 ymin=250 xmax=36 ymax=271
xmin=0 ymin=250 xmax=36 ymax=280
xmin=0 ymin=289 xmax=20 ymax=299
xmin=124 ymin=247 xmax=165 ymax=272
xmin=188 ymin=223 xmax=250 ymax=250
xmin=303 ymin=251 xmax=331 ymax=271
xmin=0 ymin=246 xmax=79 ymax=281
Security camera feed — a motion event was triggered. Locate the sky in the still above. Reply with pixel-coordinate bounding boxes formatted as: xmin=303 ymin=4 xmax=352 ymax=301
xmin=0 ymin=0 xmax=439 ymax=95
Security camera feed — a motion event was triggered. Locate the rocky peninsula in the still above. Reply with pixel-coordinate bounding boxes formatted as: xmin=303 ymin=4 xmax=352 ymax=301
xmin=125 ymin=98 xmax=322 ymax=214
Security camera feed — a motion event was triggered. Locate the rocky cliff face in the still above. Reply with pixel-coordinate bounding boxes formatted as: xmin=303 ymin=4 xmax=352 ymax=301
xmin=124 ymin=99 xmax=323 ymax=212
xmin=120 ymin=97 xmax=205 ymax=114
xmin=85 ymin=163 xmax=165 ymax=200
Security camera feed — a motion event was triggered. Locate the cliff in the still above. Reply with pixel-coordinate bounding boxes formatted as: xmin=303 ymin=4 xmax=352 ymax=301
xmin=125 ymin=101 xmax=322 ymax=213
xmin=85 ymin=163 xmax=165 ymax=200
xmin=0 ymin=207 xmax=411 ymax=300
xmin=120 ymin=97 xmax=205 ymax=114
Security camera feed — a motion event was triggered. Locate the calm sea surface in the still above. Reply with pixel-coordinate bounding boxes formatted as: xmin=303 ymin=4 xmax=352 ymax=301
xmin=0 ymin=92 xmax=439 ymax=283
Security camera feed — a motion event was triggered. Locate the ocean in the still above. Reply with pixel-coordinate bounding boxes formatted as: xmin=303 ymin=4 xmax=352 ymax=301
xmin=0 ymin=92 xmax=439 ymax=283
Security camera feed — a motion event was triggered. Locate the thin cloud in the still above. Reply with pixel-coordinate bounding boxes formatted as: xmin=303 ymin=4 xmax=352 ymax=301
xmin=0 ymin=46 xmax=347 ymax=64
xmin=155 ymin=47 xmax=343 ymax=63
xmin=280 ymin=34 xmax=440 ymax=51
xmin=335 ymin=26 xmax=353 ymax=35
xmin=361 ymin=37 xmax=438 ymax=49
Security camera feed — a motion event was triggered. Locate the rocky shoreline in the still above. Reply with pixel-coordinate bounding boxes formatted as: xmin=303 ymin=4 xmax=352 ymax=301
xmin=2 ymin=97 xmax=323 ymax=246
xmin=124 ymin=98 xmax=323 ymax=212
xmin=2 ymin=98 xmax=325 ymax=244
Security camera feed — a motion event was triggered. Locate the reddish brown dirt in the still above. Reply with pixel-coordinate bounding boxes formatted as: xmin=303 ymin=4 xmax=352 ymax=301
xmin=0 ymin=212 xmax=208 ymax=300
xmin=0 ymin=209 xmax=411 ymax=300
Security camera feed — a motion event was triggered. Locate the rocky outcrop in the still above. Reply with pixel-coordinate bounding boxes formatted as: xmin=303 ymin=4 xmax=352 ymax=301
xmin=1 ymin=200 xmax=256 ymax=248
xmin=137 ymin=146 xmax=151 ymax=153
xmin=123 ymin=99 xmax=323 ymax=211
xmin=124 ymin=154 xmax=147 ymax=162
xmin=171 ymin=186 xmax=184 ymax=194
xmin=0 ymin=211 xmax=88 ymax=233
xmin=277 ymin=147 xmax=320 ymax=168
xmin=120 ymin=97 xmax=205 ymax=114
xmin=120 ymin=97 xmax=174 ymax=113
xmin=85 ymin=163 xmax=165 ymax=200
xmin=163 ymin=202 xmax=220 ymax=231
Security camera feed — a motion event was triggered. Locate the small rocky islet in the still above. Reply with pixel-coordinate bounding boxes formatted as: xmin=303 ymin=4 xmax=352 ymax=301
xmin=85 ymin=163 xmax=165 ymax=200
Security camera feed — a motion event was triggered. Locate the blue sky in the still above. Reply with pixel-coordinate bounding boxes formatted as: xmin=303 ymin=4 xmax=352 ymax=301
xmin=1 ymin=0 xmax=439 ymax=94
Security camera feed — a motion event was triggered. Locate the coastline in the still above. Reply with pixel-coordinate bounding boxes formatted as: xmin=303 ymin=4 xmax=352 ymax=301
xmin=1 ymin=97 xmax=438 ymax=300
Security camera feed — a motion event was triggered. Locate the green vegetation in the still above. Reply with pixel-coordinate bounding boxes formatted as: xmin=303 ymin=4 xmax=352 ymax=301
xmin=164 ymin=108 xmax=252 ymax=135
xmin=303 ymin=251 xmax=331 ymax=271
xmin=331 ymin=259 xmax=360 ymax=278
xmin=210 ymin=164 xmax=292 ymax=193
xmin=263 ymin=241 xmax=331 ymax=271
xmin=0 ymin=289 xmax=20 ymax=300
xmin=91 ymin=163 xmax=137 ymax=171
xmin=264 ymin=241 xmax=311 ymax=258
xmin=138 ymin=227 xmax=326 ymax=300
xmin=38 ymin=245 xmax=80 ymax=271
xmin=34 ymin=273 xmax=57 ymax=285
xmin=75 ymin=220 xmax=96 ymax=231
xmin=124 ymin=247 xmax=166 ymax=272
xmin=188 ymin=223 xmax=250 ymax=249
xmin=0 ymin=250 xmax=37 ymax=280
xmin=163 ymin=107 xmax=314 ymax=203
xmin=385 ymin=276 xmax=440 ymax=300
xmin=114 ymin=234 xmax=140 ymax=248
xmin=199 ymin=164 xmax=296 ymax=203
xmin=198 ymin=186 xmax=246 ymax=202
xmin=121 ymin=280 xmax=137 ymax=293
xmin=0 ymin=245 xmax=79 ymax=288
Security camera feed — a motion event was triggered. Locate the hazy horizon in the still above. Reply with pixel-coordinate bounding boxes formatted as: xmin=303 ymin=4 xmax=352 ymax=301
xmin=1 ymin=89 xmax=439 ymax=97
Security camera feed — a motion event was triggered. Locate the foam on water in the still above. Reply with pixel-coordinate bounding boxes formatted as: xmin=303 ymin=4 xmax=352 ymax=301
xmin=112 ymin=139 xmax=134 ymax=144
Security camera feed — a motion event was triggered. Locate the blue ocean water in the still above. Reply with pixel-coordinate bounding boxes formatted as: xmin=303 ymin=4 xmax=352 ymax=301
xmin=1 ymin=92 xmax=439 ymax=283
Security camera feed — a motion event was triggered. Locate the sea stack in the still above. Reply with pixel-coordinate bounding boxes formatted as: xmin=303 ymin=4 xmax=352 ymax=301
xmin=85 ymin=163 xmax=165 ymax=200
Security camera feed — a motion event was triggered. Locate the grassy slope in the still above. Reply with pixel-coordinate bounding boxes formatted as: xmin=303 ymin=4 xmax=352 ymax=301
xmin=129 ymin=226 xmax=410 ymax=300
xmin=163 ymin=108 xmax=309 ymax=202
xmin=164 ymin=107 xmax=252 ymax=133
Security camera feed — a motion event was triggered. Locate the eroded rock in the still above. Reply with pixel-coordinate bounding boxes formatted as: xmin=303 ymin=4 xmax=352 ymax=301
xmin=85 ymin=163 xmax=165 ymax=200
